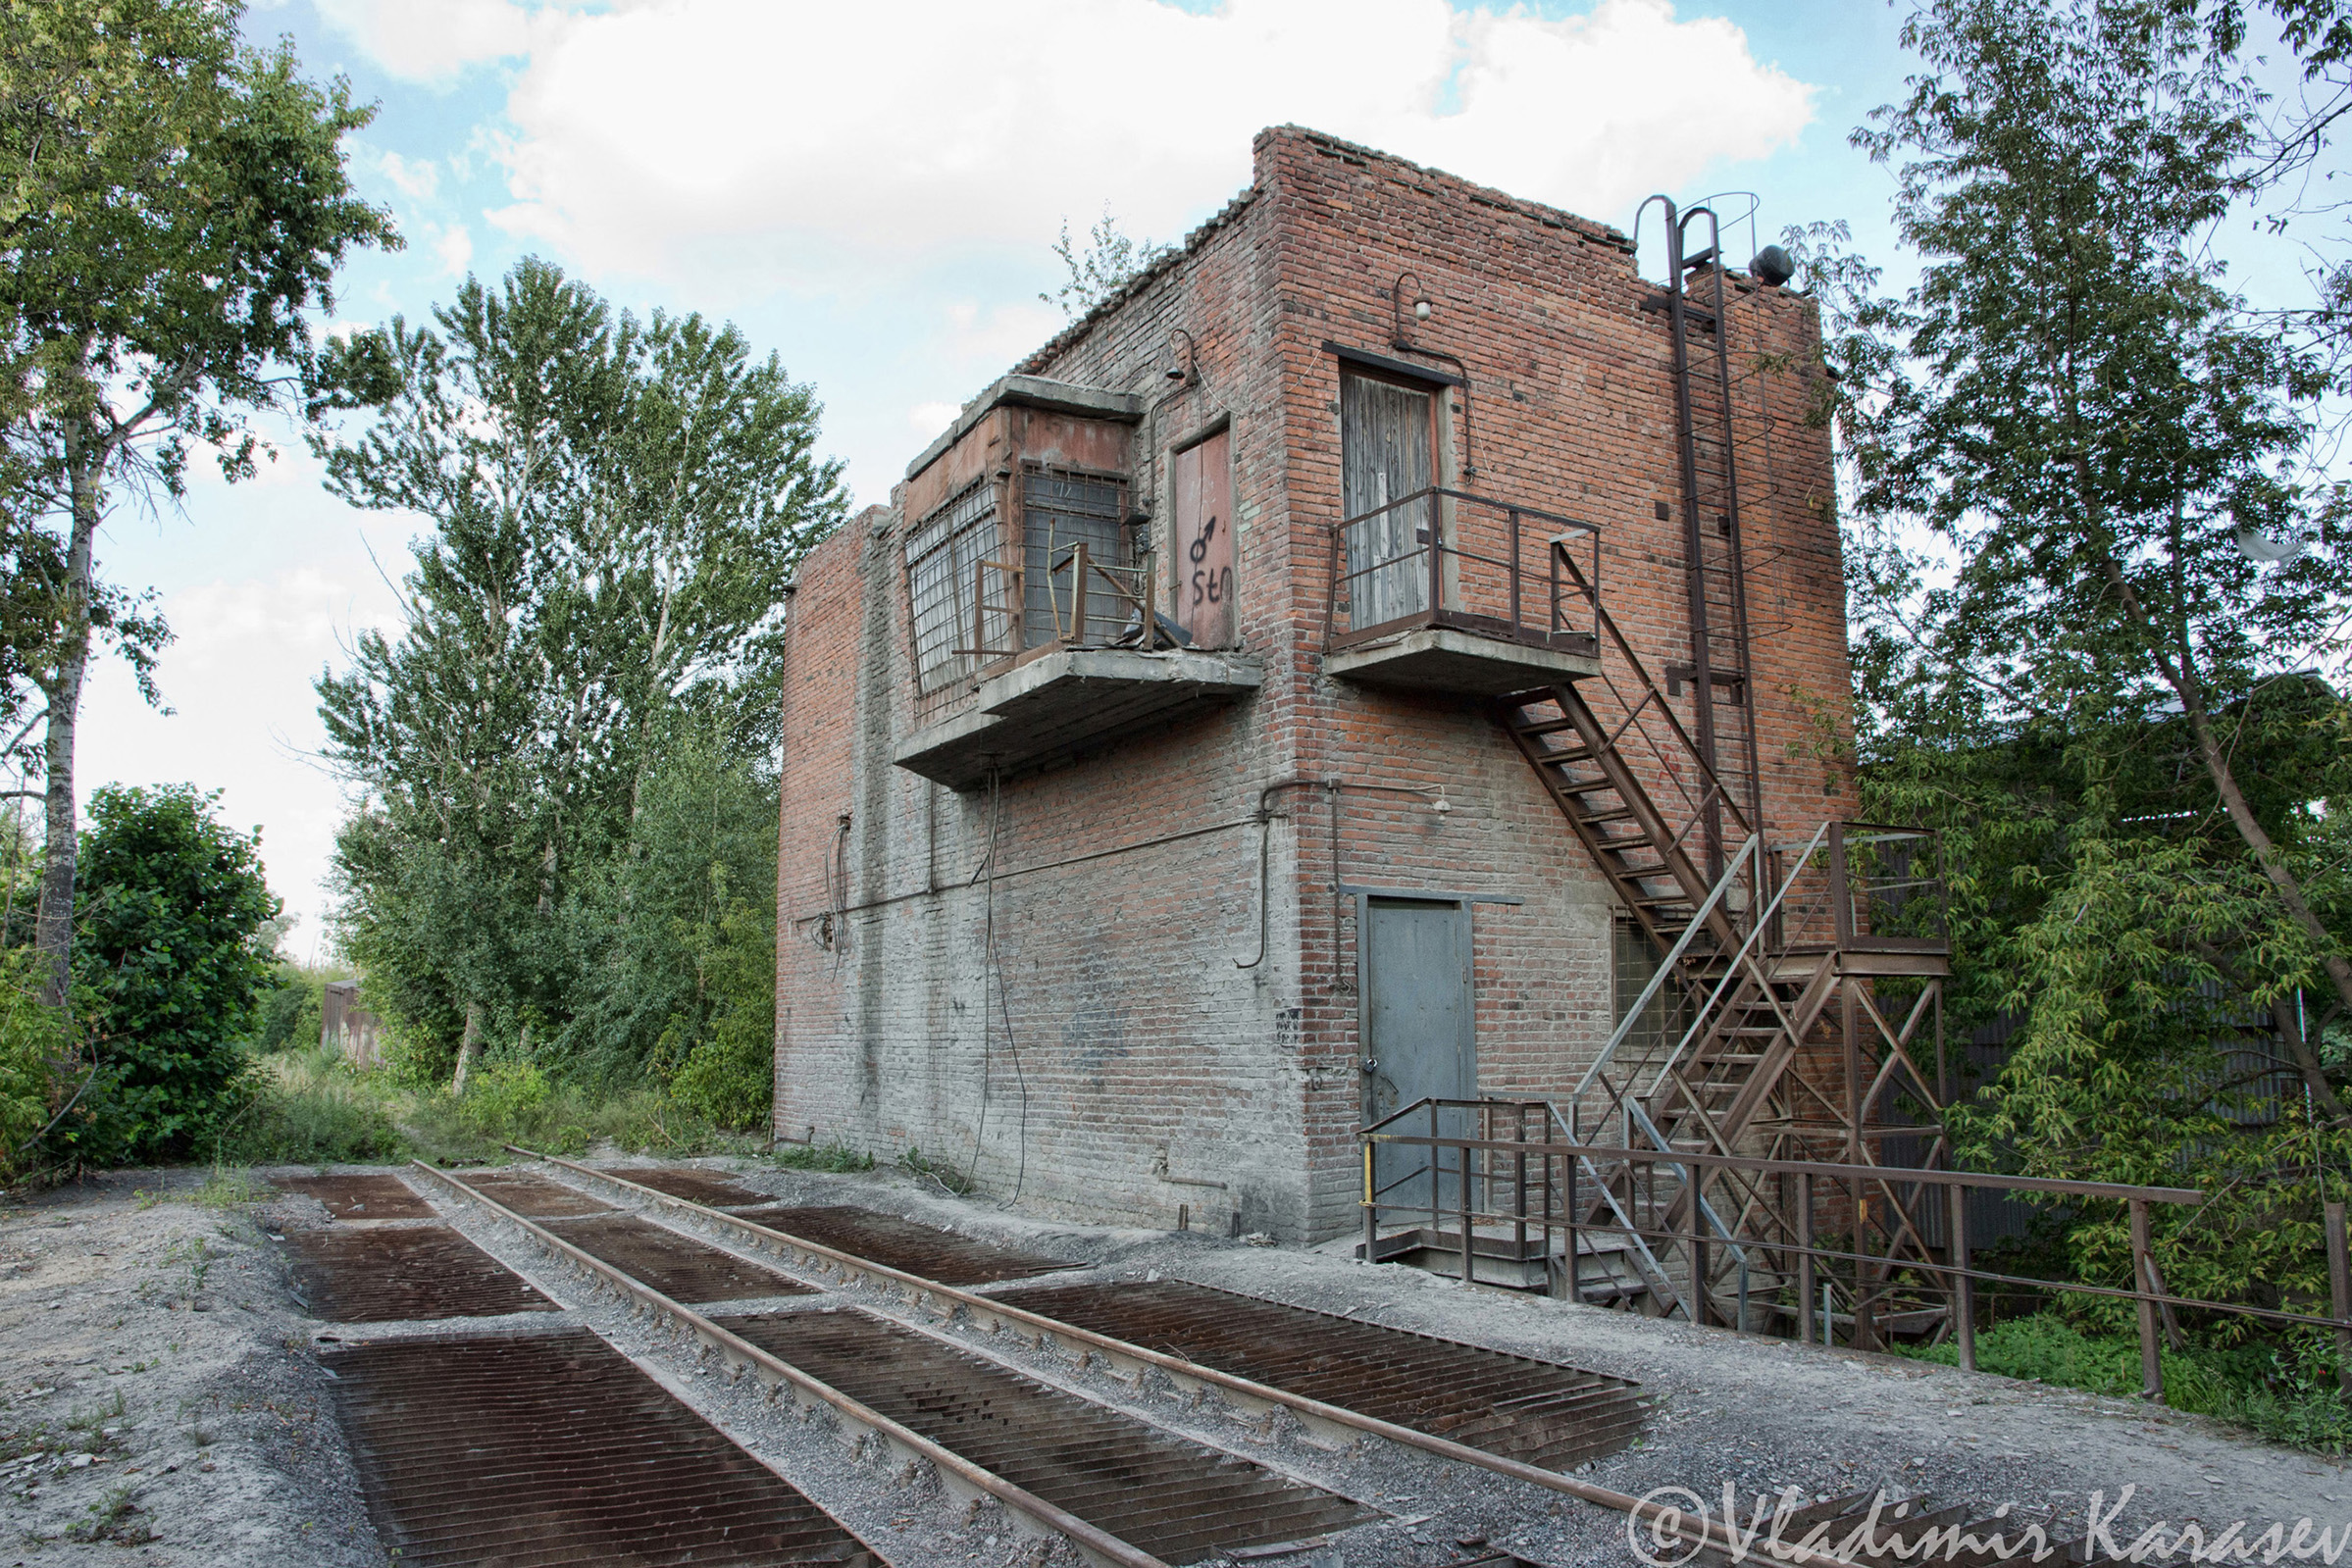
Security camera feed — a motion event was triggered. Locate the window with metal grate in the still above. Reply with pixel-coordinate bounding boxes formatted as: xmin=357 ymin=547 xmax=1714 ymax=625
xmin=1021 ymin=466 xmax=1130 ymax=647
xmin=906 ymin=480 xmax=999 ymax=691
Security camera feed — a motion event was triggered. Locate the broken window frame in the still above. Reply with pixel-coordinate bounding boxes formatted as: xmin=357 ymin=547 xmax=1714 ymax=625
xmin=1016 ymin=462 xmax=1146 ymax=651
xmin=905 ymin=479 xmax=1003 ymax=695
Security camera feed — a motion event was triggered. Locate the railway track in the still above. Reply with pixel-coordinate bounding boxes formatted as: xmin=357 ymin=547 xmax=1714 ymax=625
xmin=275 ymin=1156 xmax=2133 ymax=1568
xmin=514 ymin=1149 xmax=1660 ymax=1487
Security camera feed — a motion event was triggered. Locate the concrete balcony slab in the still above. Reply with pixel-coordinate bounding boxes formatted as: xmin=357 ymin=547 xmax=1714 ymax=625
xmin=894 ymin=646 xmax=1263 ymax=790
xmin=1323 ymin=625 xmax=1600 ymax=695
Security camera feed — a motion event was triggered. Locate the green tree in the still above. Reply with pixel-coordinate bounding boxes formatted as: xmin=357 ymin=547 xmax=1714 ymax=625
xmin=68 ymin=784 xmax=280 ymax=1162
xmin=317 ymin=259 xmax=841 ymax=1087
xmin=1799 ymin=0 xmax=2352 ymax=1361
xmin=558 ymin=725 xmax=777 ymax=1108
xmin=0 ymin=949 xmax=72 ymax=1180
xmin=0 ymin=0 xmax=396 ymax=1003
xmin=1829 ymin=0 xmax=2352 ymax=1135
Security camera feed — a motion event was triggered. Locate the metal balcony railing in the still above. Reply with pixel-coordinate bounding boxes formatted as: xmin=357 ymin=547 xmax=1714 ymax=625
xmin=1321 ymin=486 xmax=1601 ymax=657
xmin=958 ymin=539 xmax=1162 ymax=664
xmin=1764 ymin=822 xmax=1951 ymax=956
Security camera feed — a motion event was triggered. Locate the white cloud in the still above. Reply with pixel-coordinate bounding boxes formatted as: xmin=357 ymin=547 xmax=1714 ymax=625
xmin=432 ymin=222 xmax=476 ymax=278
xmin=945 ymin=300 xmax=1065 ymax=368
xmin=313 ymin=0 xmax=536 ymax=84
xmin=375 ymin=148 xmax=441 ymax=202
xmin=483 ymin=0 xmax=1814 ymax=291
xmin=75 ymin=556 xmax=406 ymax=948
xmin=908 ymin=401 xmax=960 ymax=439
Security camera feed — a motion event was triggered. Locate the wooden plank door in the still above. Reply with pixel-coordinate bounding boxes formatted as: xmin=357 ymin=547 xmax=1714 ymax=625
xmin=1170 ymin=428 xmax=1235 ymax=647
xmin=1340 ymin=373 xmax=1435 ymax=632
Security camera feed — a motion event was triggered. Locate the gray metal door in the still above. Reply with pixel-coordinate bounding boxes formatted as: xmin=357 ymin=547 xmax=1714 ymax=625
xmin=1362 ymin=896 xmax=1474 ymax=1215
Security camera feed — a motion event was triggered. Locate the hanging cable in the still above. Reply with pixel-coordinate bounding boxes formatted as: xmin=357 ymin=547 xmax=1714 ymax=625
xmin=825 ymin=813 xmax=851 ymax=970
xmin=966 ymin=769 xmax=1029 ymax=1200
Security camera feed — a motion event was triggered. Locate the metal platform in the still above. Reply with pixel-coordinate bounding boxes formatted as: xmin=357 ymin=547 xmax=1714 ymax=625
xmin=447 ymin=1169 xmax=614 ymax=1218
xmin=726 ymin=1203 xmax=1079 ymax=1286
xmin=610 ymin=1166 xmax=771 ymax=1208
xmin=275 ymin=1173 xmax=433 ymax=1221
xmin=283 ymin=1226 xmax=557 ymax=1322
xmin=717 ymin=1306 xmax=1372 ymax=1565
xmin=325 ymin=1329 xmax=871 ymax=1567
xmin=540 ymin=1214 xmax=814 ymax=1304
xmin=990 ymin=1278 xmax=1648 ymax=1470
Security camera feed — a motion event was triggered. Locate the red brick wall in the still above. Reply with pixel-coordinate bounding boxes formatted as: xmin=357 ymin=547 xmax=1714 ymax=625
xmin=775 ymin=126 xmax=1858 ymax=1242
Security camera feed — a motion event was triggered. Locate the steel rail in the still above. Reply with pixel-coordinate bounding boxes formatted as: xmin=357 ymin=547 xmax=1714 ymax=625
xmin=504 ymin=1146 xmax=1866 ymax=1568
xmin=1359 ymin=1130 xmax=2207 ymax=1203
xmin=407 ymin=1160 xmax=1171 ymax=1568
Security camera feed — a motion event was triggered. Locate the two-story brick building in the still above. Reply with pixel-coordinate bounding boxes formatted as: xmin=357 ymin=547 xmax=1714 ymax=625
xmin=773 ymin=126 xmax=1929 ymax=1264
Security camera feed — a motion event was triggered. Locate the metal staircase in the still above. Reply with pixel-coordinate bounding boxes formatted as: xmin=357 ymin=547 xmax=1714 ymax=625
xmin=1479 ymin=359 xmax=1954 ymax=1329
xmin=1354 ymin=199 xmax=1956 ymax=1339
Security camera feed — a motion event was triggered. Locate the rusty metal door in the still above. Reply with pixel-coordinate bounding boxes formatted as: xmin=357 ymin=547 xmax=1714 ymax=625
xmin=1362 ymin=896 xmax=1474 ymax=1214
xmin=1170 ymin=428 xmax=1235 ymax=646
xmin=1341 ymin=373 xmax=1435 ymax=630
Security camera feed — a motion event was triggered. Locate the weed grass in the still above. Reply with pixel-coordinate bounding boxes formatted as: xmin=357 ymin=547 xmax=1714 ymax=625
xmin=69 ymin=1484 xmax=154 ymax=1545
xmin=221 ymin=1049 xmax=403 ymax=1165
xmin=183 ymin=1167 xmax=270 ymax=1209
xmin=897 ymin=1145 xmax=973 ymax=1195
xmin=219 ymin=1049 xmax=765 ymax=1168
xmin=1895 ymin=1313 xmax=2352 ymax=1454
xmin=769 ymin=1141 xmax=874 ymax=1174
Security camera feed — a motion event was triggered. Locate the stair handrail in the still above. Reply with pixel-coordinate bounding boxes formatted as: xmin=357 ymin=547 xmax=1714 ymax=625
xmin=1551 ymin=540 xmax=1753 ymax=844
xmin=1619 ymin=1096 xmax=1753 ymax=1271
xmin=1631 ymin=821 xmax=1833 ymax=1114
xmin=1537 ymin=1099 xmax=1690 ymax=1319
xmin=1561 ymin=832 xmax=1760 ymax=1128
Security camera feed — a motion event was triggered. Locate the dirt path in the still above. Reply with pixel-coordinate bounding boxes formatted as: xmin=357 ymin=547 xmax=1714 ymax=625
xmin=0 ymin=1169 xmax=383 ymax=1568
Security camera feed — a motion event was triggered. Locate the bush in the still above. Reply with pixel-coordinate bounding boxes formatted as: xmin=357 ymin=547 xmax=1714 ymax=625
xmin=1896 ymin=1313 xmax=2352 ymax=1454
xmin=394 ymin=1070 xmax=756 ymax=1164
xmin=72 ymin=784 xmax=280 ymax=1162
xmin=455 ymin=1060 xmax=551 ymax=1143
xmin=255 ymin=966 xmax=327 ymax=1054
xmin=0 ymin=951 xmax=74 ymax=1182
xmin=220 ymin=1050 xmax=404 ymax=1165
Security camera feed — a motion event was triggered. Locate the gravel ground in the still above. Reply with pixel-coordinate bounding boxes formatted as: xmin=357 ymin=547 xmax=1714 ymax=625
xmin=0 ymin=1168 xmax=384 ymax=1568
xmin=581 ymin=1155 xmax=2350 ymax=1550
xmin=2 ymin=1152 xmax=2344 ymax=1568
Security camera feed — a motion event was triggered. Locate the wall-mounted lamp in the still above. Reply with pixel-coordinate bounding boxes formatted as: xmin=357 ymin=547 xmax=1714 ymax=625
xmin=1164 ymin=328 xmax=1198 ymax=385
xmin=1391 ymin=271 xmax=1431 ymax=350
xmin=1387 ymin=270 xmax=1476 ymax=481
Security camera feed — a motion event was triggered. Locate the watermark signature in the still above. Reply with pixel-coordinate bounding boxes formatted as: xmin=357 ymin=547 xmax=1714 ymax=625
xmin=1626 ymin=1485 xmax=2352 ymax=1566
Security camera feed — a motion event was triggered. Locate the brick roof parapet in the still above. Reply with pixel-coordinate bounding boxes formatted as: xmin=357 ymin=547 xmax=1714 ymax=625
xmin=1008 ymin=125 xmax=1638 ymax=384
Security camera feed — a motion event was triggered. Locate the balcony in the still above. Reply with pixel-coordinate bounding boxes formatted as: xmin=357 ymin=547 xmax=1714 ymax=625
xmin=895 ymin=535 xmax=1261 ymax=790
xmin=1765 ymin=822 xmax=1953 ymax=975
xmin=1321 ymin=488 xmax=1602 ymax=695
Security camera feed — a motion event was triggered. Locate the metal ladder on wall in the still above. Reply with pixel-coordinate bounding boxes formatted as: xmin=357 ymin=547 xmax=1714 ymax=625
xmin=1643 ymin=197 xmax=1764 ymax=883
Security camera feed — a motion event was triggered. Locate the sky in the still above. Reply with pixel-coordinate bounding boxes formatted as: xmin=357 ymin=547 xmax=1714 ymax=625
xmin=46 ymin=0 xmax=2045 ymax=952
